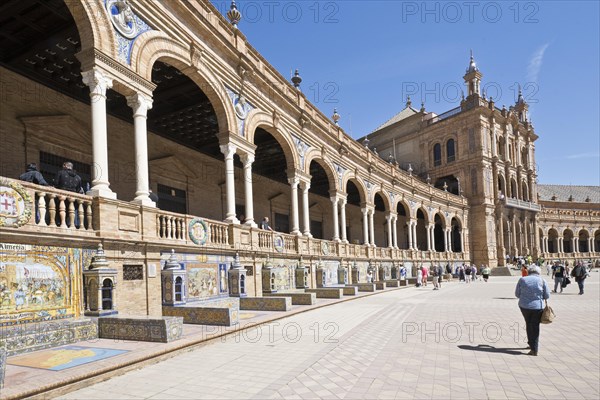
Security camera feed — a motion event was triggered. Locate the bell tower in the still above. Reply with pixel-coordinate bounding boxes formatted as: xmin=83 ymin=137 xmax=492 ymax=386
xmin=463 ymin=50 xmax=482 ymax=98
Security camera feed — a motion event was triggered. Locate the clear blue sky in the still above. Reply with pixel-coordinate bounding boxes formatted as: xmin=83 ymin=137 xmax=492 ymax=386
xmin=212 ymin=1 xmax=600 ymax=186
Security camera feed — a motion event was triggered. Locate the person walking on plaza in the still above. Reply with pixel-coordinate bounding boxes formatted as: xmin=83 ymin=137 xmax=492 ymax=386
xmin=482 ymin=265 xmax=491 ymax=282
xmin=521 ymin=264 xmax=528 ymax=277
xmin=471 ymin=264 xmax=478 ymax=281
xmin=572 ymin=261 xmax=589 ymax=295
xmin=416 ymin=266 xmax=423 ymax=287
xmin=552 ymin=261 xmax=565 ymax=293
xmin=19 ymin=163 xmax=49 ymax=186
xmin=458 ymin=264 xmax=465 ymax=282
xmin=515 ymin=265 xmax=550 ymax=356
xmin=432 ymin=265 xmax=439 ymax=290
xmin=465 ymin=265 xmax=472 ymax=283
xmin=422 ymin=265 xmax=428 ymax=286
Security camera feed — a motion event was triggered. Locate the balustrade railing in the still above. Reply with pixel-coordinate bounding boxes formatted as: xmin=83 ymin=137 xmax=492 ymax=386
xmin=35 ymin=190 xmax=94 ymax=230
xmin=157 ymin=212 xmax=185 ymax=241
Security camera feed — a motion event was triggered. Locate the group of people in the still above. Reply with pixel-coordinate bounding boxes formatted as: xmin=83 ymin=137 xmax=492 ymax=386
xmin=550 ymin=260 xmax=590 ymax=295
xmin=19 ymin=162 xmax=84 ymax=193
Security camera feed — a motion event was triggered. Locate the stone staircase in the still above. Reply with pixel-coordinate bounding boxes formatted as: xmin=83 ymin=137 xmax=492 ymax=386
xmin=491 ymin=266 xmax=514 ymax=276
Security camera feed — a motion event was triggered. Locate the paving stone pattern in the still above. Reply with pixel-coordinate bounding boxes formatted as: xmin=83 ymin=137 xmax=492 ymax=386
xmin=59 ymin=275 xmax=599 ymax=399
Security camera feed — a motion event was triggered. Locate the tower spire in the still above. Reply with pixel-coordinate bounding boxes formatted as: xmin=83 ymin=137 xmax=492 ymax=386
xmin=463 ymin=50 xmax=482 ymax=98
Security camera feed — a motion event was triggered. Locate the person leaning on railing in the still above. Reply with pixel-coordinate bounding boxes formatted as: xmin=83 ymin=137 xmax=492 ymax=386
xmin=19 ymin=163 xmax=49 ymax=186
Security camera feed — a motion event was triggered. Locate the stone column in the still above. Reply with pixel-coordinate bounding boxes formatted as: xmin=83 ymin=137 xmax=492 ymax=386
xmin=220 ymin=143 xmax=239 ymax=224
xmin=340 ymin=198 xmax=348 ymax=243
xmin=126 ymin=93 xmax=153 ymax=206
xmin=361 ymin=207 xmax=369 ymax=245
xmin=406 ymin=221 xmax=413 ymax=249
xmin=512 ymin=218 xmax=518 ymax=254
xmin=426 ymin=224 xmax=433 ymax=251
xmin=300 ymin=180 xmax=312 ymax=237
xmin=81 ymin=69 xmax=116 ymax=199
xmin=446 ymin=229 xmax=452 ymax=252
xmin=573 ymin=237 xmax=578 ymax=253
xmin=589 ymin=237 xmax=594 ymax=253
xmin=386 ymin=213 xmax=393 ymax=248
xmin=289 ymin=176 xmax=301 ymax=235
xmin=240 ymin=153 xmax=257 ymax=227
xmin=392 ymin=215 xmax=398 ymax=248
xmin=368 ymin=208 xmax=376 ymax=247
xmin=331 ymin=196 xmax=340 ymax=241
xmin=558 ymin=237 xmax=563 ymax=253
xmin=412 ymin=221 xmax=418 ymax=250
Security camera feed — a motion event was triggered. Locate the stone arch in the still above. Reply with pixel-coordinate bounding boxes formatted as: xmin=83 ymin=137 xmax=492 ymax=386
xmin=371 ymin=188 xmax=391 ymax=212
xmin=578 ymin=229 xmax=590 ymax=252
xmin=132 ymin=32 xmax=236 ymax=136
xmin=244 ymin=110 xmax=298 ymax=170
xmin=304 ymin=151 xmax=339 ymax=192
xmin=451 ymin=216 xmax=463 ymax=253
xmin=65 ymin=0 xmax=117 ymax=57
xmin=412 ymin=205 xmax=430 ymax=222
xmin=497 ymin=174 xmax=506 ymax=198
xmin=563 ymin=228 xmax=575 ymax=253
xmin=548 ymin=228 xmax=559 ymax=253
xmin=342 ymin=175 xmax=368 ymax=205
xmin=521 ymin=181 xmax=529 ymax=201
xmin=510 ymin=177 xmax=518 ymax=199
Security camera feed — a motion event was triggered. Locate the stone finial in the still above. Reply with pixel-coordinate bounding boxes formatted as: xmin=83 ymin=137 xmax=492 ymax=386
xmin=466 ymin=49 xmax=478 ymax=73
xmin=264 ymin=255 xmax=273 ymax=269
xmin=426 ymin=174 xmax=431 ymax=185
xmin=227 ymin=0 xmax=242 ymax=28
xmin=363 ymin=136 xmax=370 ymax=148
xmin=89 ymin=243 xmax=109 ymax=270
xmin=408 ymin=163 xmax=413 ymax=176
xmin=406 ymin=95 xmax=412 ymax=108
xmin=443 ymin=181 xmax=448 ymax=191
xmin=165 ymin=249 xmax=180 ymax=270
xmin=291 ymin=69 xmax=302 ymax=89
xmin=420 ymin=102 xmax=425 ymax=112
xmin=332 ymin=108 xmax=341 ymax=125
xmin=388 ymin=153 xmax=394 ymax=163
xmin=232 ymin=252 xmax=242 ymax=269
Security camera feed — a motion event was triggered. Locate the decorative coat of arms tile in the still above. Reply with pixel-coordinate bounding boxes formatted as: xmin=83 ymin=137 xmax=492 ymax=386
xmin=0 ymin=179 xmax=32 ymax=228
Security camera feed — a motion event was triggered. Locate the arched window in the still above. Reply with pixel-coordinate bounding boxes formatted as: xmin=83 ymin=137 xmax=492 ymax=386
xmin=175 ymin=276 xmax=183 ymax=301
xmin=433 ymin=143 xmax=441 ymax=166
xmin=447 ymin=139 xmax=456 ymax=162
xmin=101 ymin=279 xmax=113 ymax=310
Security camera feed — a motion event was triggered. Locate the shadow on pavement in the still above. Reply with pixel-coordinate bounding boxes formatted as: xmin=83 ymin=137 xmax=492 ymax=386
xmin=492 ymin=297 xmax=516 ymax=300
xmin=458 ymin=344 xmax=526 ymax=355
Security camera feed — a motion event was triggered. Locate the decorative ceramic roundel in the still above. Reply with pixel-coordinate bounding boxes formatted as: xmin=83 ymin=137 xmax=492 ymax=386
xmin=0 ymin=179 xmax=32 ymax=228
xmin=274 ymin=235 xmax=284 ymax=253
xmin=107 ymin=0 xmax=139 ymax=39
xmin=234 ymin=96 xmax=248 ymax=120
xmin=188 ymin=218 xmax=208 ymax=245
xmin=321 ymin=241 xmax=329 ymax=256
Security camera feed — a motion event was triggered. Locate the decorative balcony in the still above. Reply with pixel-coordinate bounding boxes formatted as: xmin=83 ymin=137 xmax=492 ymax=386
xmin=0 ymin=177 xmax=470 ymax=265
xmin=503 ymin=197 xmax=542 ymax=211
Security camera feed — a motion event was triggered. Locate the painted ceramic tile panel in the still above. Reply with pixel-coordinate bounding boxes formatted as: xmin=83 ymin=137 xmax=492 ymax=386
xmin=0 ymin=243 xmax=92 ymax=325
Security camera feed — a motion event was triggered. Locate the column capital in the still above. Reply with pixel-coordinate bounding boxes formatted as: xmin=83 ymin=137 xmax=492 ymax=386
xmin=81 ymin=69 xmax=113 ymax=98
xmin=330 ymin=196 xmax=339 ymax=204
xmin=220 ymin=143 xmax=237 ymax=159
xmin=288 ymin=176 xmax=300 ymax=187
xmin=239 ymin=152 xmax=255 ymax=166
xmin=126 ymin=93 xmax=153 ymax=118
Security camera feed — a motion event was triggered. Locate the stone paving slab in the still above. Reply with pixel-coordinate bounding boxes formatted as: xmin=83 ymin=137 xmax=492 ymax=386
xmin=0 ymin=286 xmax=406 ymax=399
xmin=3 ymin=274 xmax=599 ymax=400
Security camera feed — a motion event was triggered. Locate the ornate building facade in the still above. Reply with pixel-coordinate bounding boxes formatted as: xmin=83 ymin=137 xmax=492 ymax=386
xmin=0 ymin=0 xmax=597 ymax=332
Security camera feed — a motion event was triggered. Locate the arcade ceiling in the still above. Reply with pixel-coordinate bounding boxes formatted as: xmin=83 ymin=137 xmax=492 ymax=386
xmin=0 ymin=0 xmax=333 ymax=194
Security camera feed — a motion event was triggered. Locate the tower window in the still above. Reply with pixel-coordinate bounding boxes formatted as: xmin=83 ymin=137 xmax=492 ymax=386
xmin=433 ymin=143 xmax=442 ymax=166
xmin=447 ymin=139 xmax=456 ymax=162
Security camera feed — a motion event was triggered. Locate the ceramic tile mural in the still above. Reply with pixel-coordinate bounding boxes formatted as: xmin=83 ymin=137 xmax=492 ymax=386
xmin=160 ymin=252 xmax=232 ymax=301
xmin=0 ymin=243 xmax=93 ymax=326
xmin=355 ymin=261 xmax=370 ymax=283
xmin=321 ymin=260 xmax=340 ymax=286
xmin=270 ymin=258 xmax=296 ymax=291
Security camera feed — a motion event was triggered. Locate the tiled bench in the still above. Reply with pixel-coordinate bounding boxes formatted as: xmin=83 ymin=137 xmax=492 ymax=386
xmin=98 ymin=316 xmax=183 ymax=343
xmin=163 ymin=306 xmax=238 ymax=327
xmin=305 ymin=288 xmax=344 ymax=299
xmin=384 ymin=280 xmax=400 ymax=287
xmin=342 ymin=286 xmax=358 ymax=296
xmin=239 ymin=297 xmax=292 ymax=311
xmin=374 ymin=282 xmax=387 ymax=290
xmin=349 ymin=283 xmax=376 ymax=292
xmin=269 ymin=292 xmax=316 ymax=305
xmin=0 ymin=318 xmax=97 ymax=356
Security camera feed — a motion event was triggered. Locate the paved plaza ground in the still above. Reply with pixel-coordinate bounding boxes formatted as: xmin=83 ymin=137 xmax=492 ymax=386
xmin=3 ymin=274 xmax=599 ymax=399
